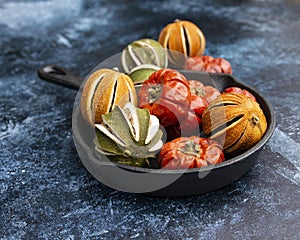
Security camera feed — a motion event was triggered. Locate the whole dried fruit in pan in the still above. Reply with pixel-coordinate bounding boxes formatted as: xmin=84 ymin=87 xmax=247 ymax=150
xmin=224 ymin=87 xmax=256 ymax=102
xmin=95 ymin=102 xmax=163 ymax=167
xmin=138 ymin=68 xmax=191 ymax=127
xmin=158 ymin=20 xmax=206 ymax=63
xmin=121 ymin=38 xmax=168 ymax=73
xmin=202 ymin=93 xmax=267 ymax=156
xmin=159 ymin=136 xmax=224 ymax=169
xmin=185 ymin=56 xmax=232 ymax=74
xmin=80 ymin=68 xmax=137 ymax=126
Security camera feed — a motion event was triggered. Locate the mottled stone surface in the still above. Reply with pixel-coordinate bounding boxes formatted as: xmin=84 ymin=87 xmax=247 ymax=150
xmin=1 ymin=0 xmax=300 ymax=239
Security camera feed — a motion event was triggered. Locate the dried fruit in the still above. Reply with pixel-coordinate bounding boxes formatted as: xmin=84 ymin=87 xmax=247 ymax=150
xmin=189 ymin=80 xmax=220 ymax=105
xmin=121 ymin=38 xmax=168 ymax=73
xmin=158 ymin=20 xmax=206 ymax=63
xmin=80 ymin=68 xmax=137 ymax=126
xmin=202 ymin=93 xmax=267 ymax=156
xmin=95 ymin=103 xmax=163 ymax=167
xmin=159 ymin=136 xmax=224 ymax=169
xmin=138 ymin=68 xmax=191 ymax=127
xmin=185 ymin=56 xmax=232 ymax=74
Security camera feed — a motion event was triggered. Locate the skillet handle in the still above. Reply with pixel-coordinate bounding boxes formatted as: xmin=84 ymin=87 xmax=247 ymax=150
xmin=37 ymin=65 xmax=84 ymax=90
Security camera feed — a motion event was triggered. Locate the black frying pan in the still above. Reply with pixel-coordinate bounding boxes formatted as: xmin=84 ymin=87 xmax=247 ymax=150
xmin=37 ymin=61 xmax=275 ymax=197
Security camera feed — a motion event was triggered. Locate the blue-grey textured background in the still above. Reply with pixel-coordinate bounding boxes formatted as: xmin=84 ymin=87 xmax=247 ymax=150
xmin=1 ymin=0 xmax=300 ymax=239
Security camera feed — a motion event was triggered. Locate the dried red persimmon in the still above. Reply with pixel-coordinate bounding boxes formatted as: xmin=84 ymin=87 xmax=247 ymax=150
xmin=185 ymin=56 xmax=232 ymax=74
xmin=138 ymin=68 xmax=191 ymax=127
xmin=159 ymin=136 xmax=225 ymax=169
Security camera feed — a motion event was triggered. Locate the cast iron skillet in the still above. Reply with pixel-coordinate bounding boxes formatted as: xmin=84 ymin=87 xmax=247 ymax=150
xmin=37 ymin=62 xmax=276 ymax=197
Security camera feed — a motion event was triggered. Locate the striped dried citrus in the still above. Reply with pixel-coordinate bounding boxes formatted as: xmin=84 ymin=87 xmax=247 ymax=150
xmin=158 ymin=20 xmax=206 ymax=63
xmin=202 ymin=93 xmax=267 ymax=156
xmin=80 ymin=68 xmax=137 ymax=126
